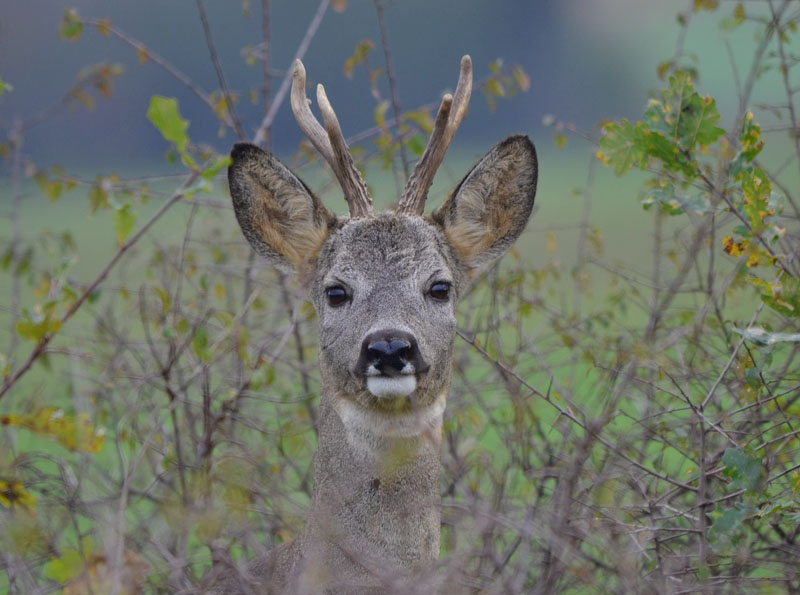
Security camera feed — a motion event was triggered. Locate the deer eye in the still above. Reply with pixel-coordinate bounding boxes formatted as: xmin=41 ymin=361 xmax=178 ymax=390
xmin=325 ymin=286 xmax=348 ymax=307
xmin=428 ymin=282 xmax=451 ymax=302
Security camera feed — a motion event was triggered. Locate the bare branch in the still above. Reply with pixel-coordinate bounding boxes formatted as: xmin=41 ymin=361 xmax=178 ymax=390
xmin=253 ymin=0 xmax=330 ymax=146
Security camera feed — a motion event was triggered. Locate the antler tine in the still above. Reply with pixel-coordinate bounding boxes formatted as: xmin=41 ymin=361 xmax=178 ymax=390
xmin=398 ymin=55 xmax=473 ymax=215
xmin=290 ymin=59 xmax=374 ymax=218
xmin=290 ymin=60 xmax=335 ymax=166
xmin=316 ymin=84 xmax=374 ymax=218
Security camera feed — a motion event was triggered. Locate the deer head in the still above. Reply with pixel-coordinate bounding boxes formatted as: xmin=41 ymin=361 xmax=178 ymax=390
xmin=228 ymin=56 xmax=537 ymax=417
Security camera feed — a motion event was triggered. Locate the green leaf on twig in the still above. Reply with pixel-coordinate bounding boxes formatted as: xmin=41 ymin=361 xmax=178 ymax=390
xmin=114 ymin=204 xmax=137 ymax=246
xmin=60 ymin=8 xmax=83 ymax=40
xmin=721 ymin=448 xmax=763 ymax=492
xmin=147 ymin=96 xmax=190 ymax=155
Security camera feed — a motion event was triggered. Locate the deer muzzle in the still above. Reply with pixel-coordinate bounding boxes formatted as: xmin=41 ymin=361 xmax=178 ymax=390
xmin=355 ymin=329 xmax=430 ymax=398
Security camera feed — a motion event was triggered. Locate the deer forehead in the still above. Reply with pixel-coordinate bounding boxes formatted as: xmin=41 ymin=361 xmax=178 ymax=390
xmin=315 ymin=215 xmax=463 ymax=290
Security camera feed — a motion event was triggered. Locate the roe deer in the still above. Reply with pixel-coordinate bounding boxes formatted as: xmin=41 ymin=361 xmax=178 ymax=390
xmin=206 ymin=55 xmax=537 ymax=594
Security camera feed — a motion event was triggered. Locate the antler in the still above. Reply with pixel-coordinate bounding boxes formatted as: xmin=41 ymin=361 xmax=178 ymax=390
xmin=290 ymin=59 xmax=375 ymax=218
xmin=397 ymin=55 xmax=473 ymax=216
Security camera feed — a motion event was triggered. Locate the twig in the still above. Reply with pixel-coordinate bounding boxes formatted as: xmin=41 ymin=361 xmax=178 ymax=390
xmin=253 ymin=0 xmax=330 ymax=146
xmin=195 ymin=0 xmax=247 ymax=140
xmin=261 ymin=0 xmax=273 ymax=149
xmin=83 ymin=19 xmax=239 ymax=134
xmin=701 ymin=273 xmax=778 ymax=409
xmin=0 ymin=171 xmax=199 ymax=402
xmin=373 ymin=0 xmax=410 ymax=179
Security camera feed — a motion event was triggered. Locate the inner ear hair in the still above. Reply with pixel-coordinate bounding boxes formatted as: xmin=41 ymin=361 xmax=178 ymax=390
xmin=432 ymin=135 xmax=537 ymax=272
xmin=228 ymin=143 xmax=336 ymax=272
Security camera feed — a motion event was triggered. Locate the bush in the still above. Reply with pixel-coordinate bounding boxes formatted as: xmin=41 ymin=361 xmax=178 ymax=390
xmin=1 ymin=1 xmax=798 ymax=592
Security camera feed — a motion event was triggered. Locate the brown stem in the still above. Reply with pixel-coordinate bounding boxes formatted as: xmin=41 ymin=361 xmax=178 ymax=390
xmin=195 ymin=0 xmax=247 ymax=140
xmin=0 ymin=171 xmax=198 ymax=402
xmin=374 ymin=0 xmax=410 ymax=180
xmin=253 ymin=0 xmax=330 ymax=146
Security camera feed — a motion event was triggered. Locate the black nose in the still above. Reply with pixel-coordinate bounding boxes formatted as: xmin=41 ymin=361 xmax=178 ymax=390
xmin=356 ymin=329 xmax=429 ymax=377
xmin=368 ymin=338 xmax=411 ymax=361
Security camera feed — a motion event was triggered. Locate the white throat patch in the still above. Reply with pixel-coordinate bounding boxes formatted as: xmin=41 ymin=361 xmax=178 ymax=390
xmin=331 ymin=391 xmax=447 ymax=453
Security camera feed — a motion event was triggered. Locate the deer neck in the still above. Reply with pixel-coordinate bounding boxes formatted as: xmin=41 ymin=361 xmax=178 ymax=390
xmin=299 ymin=386 xmax=447 ymax=582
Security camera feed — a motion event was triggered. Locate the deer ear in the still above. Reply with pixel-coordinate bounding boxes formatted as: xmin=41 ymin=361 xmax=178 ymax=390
xmin=228 ymin=143 xmax=336 ymax=273
xmin=432 ymin=135 xmax=537 ymax=278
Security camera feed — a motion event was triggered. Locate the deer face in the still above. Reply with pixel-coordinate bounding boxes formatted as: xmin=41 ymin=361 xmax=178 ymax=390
xmin=228 ymin=135 xmax=537 ymax=412
xmin=311 ymin=215 xmax=461 ymax=410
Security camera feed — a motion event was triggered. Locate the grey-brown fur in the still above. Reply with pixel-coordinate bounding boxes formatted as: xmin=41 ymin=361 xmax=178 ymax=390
xmin=205 ymin=134 xmax=537 ymax=594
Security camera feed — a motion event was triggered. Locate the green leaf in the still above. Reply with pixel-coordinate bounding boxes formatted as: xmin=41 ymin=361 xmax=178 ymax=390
xmin=114 ymin=204 xmax=137 ymax=246
xmin=201 ymin=155 xmax=232 ymax=181
xmin=407 ymin=133 xmax=426 ymax=157
xmin=678 ymin=94 xmax=725 ymax=149
xmin=0 ymin=77 xmax=12 ymax=95
xmin=597 ymin=120 xmax=649 ymax=175
xmin=60 ymin=8 xmax=83 ymax=40
xmin=740 ymin=168 xmax=773 ymax=233
xmin=44 ymin=548 xmax=83 ymax=583
xmin=644 ymin=72 xmax=723 ymax=159
xmin=89 ymin=180 xmax=110 ymax=213
xmin=147 ymin=96 xmax=190 ymax=155
xmin=15 ymin=305 xmax=62 ymax=343
xmin=721 ymin=448 xmax=763 ymax=492
xmin=731 ymin=111 xmax=764 ymax=177
xmin=192 ymin=327 xmax=212 ymax=362
xmin=43 ymin=537 xmax=94 ymax=583
xmin=758 ymin=275 xmax=800 ymax=318
xmin=708 ymin=502 xmax=753 ymax=550
xmin=643 ymin=185 xmax=711 ymax=215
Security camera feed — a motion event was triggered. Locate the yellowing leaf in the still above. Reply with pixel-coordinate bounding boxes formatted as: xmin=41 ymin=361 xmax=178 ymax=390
xmin=374 ymin=100 xmax=390 ymax=129
xmin=15 ymin=304 xmax=62 ymax=343
xmin=693 ymin=0 xmax=719 ymax=11
xmin=136 ymin=46 xmax=150 ymax=65
xmin=547 ymin=232 xmax=557 ymax=254
xmin=152 ymin=285 xmax=172 ymax=316
xmin=404 ymin=108 xmax=434 ymax=133
xmin=0 ymin=479 xmax=37 ymax=512
xmin=96 ymin=18 xmax=112 ymax=36
xmin=1 ymin=407 xmax=106 ymax=453
xmin=331 ymin=0 xmax=347 ymax=12
xmin=344 ymin=40 xmax=374 ymax=79
xmin=487 ymin=78 xmax=506 ymax=98
xmin=512 ymin=66 xmax=530 ymax=92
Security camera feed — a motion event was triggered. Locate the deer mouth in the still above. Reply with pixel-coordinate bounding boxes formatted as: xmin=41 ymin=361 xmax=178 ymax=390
xmin=354 ymin=329 xmax=430 ymax=398
xmin=364 ymin=362 xmax=419 ymax=398
xmin=366 ymin=374 xmax=417 ymax=399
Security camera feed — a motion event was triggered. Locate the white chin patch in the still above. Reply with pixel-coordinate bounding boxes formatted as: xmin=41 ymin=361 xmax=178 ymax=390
xmin=366 ymin=375 xmax=417 ymax=398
